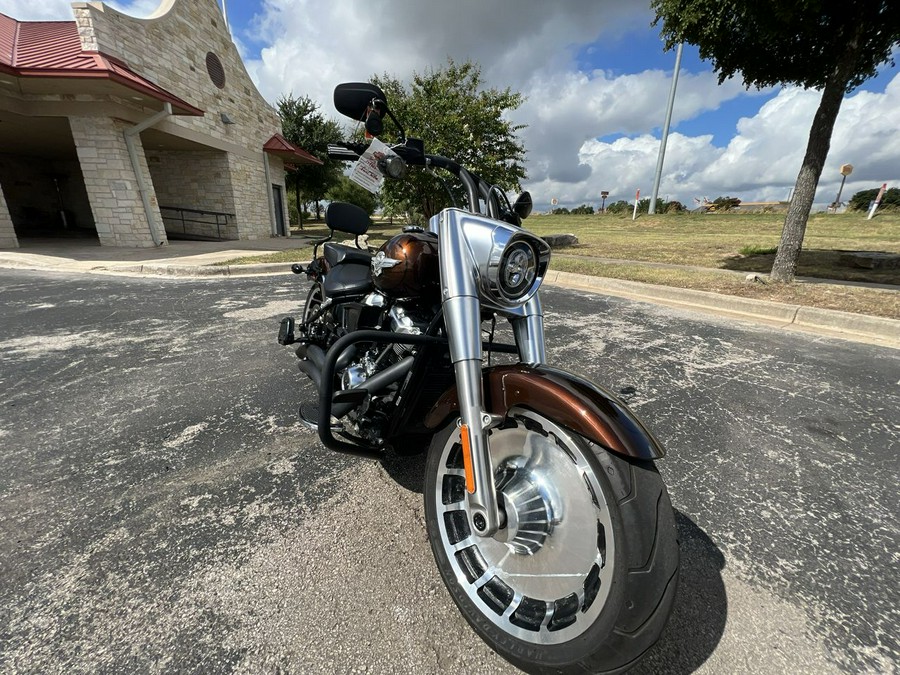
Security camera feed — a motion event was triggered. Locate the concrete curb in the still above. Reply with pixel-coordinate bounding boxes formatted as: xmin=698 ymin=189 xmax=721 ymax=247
xmin=94 ymin=262 xmax=294 ymax=276
xmin=2 ymin=258 xmax=896 ymax=347
xmin=545 ymin=271 xmax=900 ymax=347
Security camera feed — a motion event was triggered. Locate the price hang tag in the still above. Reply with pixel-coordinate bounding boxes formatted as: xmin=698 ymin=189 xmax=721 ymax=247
xmin=349 ymin=138 xmax=398 ymax=194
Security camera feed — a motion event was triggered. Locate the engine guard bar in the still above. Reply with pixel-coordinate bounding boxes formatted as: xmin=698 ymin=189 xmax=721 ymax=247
xmin=314 ymin=330 xmax=518 ymax=458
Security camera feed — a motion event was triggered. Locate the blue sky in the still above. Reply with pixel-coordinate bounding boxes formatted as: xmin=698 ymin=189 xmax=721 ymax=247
xmin=2 ymin=0 xmax=898 ymax=209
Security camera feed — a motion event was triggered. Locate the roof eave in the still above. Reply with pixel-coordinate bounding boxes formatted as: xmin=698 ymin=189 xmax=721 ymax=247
xmin=0 ymin=67 xmax=204 ymax=116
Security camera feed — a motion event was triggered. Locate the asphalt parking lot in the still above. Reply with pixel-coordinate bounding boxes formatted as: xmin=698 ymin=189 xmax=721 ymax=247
xmin=0 ymin=268 xmax=897 ymax=673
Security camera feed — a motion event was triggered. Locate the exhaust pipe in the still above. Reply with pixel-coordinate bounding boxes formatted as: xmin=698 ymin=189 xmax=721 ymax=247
xmin=297 ymin=359 xmax=322 ymax=390
xmin=298 ymin=353 xmax=415 ymax=420
xmin=332 ymin=356 xmax=414 ymax=418
xmin=297 ymin=343 xmax=357 ymax=372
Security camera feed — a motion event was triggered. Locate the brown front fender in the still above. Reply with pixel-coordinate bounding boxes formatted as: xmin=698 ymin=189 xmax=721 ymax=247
xmin=424 ymin=364 xmax=666 ymax=460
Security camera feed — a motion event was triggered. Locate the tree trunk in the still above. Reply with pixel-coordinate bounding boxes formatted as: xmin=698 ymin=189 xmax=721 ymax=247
xmin=770 ymin=37 xmax=861 ymax=282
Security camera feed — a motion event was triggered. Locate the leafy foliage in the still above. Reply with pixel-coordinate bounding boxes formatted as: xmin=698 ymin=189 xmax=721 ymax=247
xmin=571 ymin=204 xmax=595 ymax=215
xmin=652 ymin=0 xmax=900 ymax=281
xmin=651 ymin=0 xmax=899 ymax=92
xmin=712 ymin=196 xmax=742 ymax=211
xmin=326 ymin=175 xmax=378 ymax=216
xmin=369 ymin=59 xmax=527 ymax=220
xmin=848 ymin=187 xmax=900 ymax=212
xmin=277 ymin=94 xmax=345 ymax=219
xmin=602 ymin=198 xmax=684 ymax=215
xmin=605 ymin=200 xmax=632 ymax=214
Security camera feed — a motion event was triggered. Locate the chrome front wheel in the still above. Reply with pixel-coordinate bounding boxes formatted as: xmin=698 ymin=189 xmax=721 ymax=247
xmin=424 ymin=408 xmax=679 ymax=673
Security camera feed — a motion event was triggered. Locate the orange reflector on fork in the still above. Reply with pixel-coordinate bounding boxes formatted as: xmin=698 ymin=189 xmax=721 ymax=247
xmin=460 ymin=424 xmax=475 ymax=493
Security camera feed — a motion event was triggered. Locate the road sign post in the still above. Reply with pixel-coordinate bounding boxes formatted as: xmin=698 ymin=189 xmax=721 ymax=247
xmin=830 ymin=164 xmax=853 ymax=212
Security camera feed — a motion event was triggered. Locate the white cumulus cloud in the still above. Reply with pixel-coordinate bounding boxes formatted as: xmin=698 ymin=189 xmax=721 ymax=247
xmin=551 ymin=73 xmax=900 ymax=209
xmin=3 ymin=0 xmax=897 ymax=210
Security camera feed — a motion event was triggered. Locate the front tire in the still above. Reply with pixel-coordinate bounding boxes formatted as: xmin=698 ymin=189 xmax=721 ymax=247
xmin=424 ymin=408 xmax=679 ymax=674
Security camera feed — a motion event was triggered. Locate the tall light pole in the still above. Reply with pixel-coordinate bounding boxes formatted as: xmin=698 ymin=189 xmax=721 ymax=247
xmin=649 ymin=43 xmax=684 ymax=215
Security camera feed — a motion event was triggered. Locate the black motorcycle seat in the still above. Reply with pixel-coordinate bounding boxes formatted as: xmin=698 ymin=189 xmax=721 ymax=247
xmin=324 ymin=242 xmax=373 ymax=268
xmin=323 ymin=261 xmax=374 ymax=298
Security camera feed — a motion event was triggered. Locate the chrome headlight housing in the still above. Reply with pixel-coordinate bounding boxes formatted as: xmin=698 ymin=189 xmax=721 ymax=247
xmin=487 ymin=233 xmax=549 ymax=307
xmin=432 ymin=209 xmax=552 ymax=310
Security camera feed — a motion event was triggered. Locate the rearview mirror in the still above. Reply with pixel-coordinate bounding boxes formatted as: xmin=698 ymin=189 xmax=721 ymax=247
xmin=334 ymin=82 xmax=389 ymax=122
xmin=513 ymin=191 xmax=533 ymax=220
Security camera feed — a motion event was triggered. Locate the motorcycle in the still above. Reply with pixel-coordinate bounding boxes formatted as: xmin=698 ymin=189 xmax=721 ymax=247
xmin=277 ymin=82 xmax=679 ymax=674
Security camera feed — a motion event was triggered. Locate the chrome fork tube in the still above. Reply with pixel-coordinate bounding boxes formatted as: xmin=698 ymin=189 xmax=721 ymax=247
xmin=444 ymin=298 xmax=501 ymax=535
xmin=439 ymin=212 xmax=502 ymax=537
xmin=511 ymin=294 xmax=546 ymax=365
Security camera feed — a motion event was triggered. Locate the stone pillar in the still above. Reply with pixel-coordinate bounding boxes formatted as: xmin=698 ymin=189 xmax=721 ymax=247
xmin=0 ymin=182 xmax=18 ymax=248
xmin=228 ymin=153 xmax=272 ymax=240
xmin=68 ymin=115 xmax=166 ymax=247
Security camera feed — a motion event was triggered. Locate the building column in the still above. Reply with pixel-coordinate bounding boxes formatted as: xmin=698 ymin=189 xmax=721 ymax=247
xmin=227 ymin=153 xmax=273 ymax=240
xmin=0 ymin=181 xmax=18 ymax=248
xmin=68 ymin=115 xmax=166 ymax=247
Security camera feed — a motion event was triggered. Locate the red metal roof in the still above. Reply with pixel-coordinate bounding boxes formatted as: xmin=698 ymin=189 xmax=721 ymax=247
xmin=0 ymin=13 xmax=203 ymax=116
xmin=263 ymin=133 xmax=323 ymax=165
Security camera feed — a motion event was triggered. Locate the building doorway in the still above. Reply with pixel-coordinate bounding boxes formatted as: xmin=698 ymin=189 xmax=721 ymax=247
xmin=272 ymin=184 xmax=287 ymax=236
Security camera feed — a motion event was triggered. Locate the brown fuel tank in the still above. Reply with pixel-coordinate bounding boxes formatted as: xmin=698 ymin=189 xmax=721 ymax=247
xmin=372 ymin=230 xmax=439 ymax=299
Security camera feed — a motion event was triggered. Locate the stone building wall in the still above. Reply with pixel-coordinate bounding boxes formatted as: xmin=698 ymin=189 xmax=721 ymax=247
xmin=71 ymin=0 xmax=281 ymax=154
xmin=0 ymin=183 xmax=16 ymax=248
xmin=227 ymin=153 xmax=287 ymax=239
xmin=146 ymin=149 xmax=238 ymax=239
xmin=69 ymin=116 xmax=165 ymax=247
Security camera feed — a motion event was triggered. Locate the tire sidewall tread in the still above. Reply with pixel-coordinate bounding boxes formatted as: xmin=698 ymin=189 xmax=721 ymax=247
xmin=423 ymin=417 xmax=679 ymax=675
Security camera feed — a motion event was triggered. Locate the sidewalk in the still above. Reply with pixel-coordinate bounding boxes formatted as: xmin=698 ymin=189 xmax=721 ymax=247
xmin=1 ymin=238 xmax=897 ymax=348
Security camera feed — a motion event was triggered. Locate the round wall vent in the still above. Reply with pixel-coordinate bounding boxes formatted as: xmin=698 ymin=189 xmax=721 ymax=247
xmin=206 ymin=52 xmax=226 ymax=89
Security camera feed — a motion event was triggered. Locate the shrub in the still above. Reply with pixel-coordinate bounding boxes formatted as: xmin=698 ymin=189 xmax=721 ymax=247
xmin=570 ymin=204 xmax=595 ymax=215
xmin=605 ymin=200 xmax=632 ymax=214
xmin=712 ymin=196 xmax=742 ymax=211
xmin=848 ymin=187 xmax=900 ymax=211
xmin=288 ymin=204 xmax=300 ymax=226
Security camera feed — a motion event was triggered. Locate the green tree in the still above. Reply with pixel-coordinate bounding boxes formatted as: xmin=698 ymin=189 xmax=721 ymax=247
xmin=277 ymin=94 xmax=345 ymax=223
xmin=848 ymin=187 xmax=900 ymax=211
xmin=570 ymin=204 xmax=595 ymax=215
xmin=326 ymin=175 xmax=378 ymax=216
xmin=370 ymin=59 xmax=527 ymax=220
xmin=652 ymin=0 xmax=900 ymax=281
xmin=637 ymin=197 xmax=666 ymax=213
xmin=606 ymin=200 xmax=632 ymax=214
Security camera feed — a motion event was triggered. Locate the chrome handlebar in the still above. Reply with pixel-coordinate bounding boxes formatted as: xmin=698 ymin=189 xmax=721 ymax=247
xmin=326 ymin=142 xmax=502 ymax=219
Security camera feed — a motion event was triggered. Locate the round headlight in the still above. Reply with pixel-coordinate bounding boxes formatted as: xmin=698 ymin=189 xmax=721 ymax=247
xmin=499 ymin=241 xmax=537 ymax=300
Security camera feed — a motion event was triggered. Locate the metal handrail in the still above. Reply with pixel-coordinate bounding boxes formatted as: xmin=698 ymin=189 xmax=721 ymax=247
xmin=159 ymin=205 xmax=235 ymax=241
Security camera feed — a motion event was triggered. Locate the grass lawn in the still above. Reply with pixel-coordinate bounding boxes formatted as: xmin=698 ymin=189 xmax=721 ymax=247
xmin=217 ymin=211 xmax=900 ymax=319
xmin=525 ymin=211 xmax=900 ymax=285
